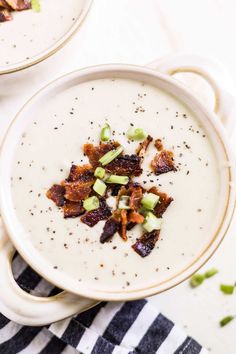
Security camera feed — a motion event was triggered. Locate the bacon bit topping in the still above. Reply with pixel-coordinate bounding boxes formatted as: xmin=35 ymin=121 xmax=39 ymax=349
xmin=63 ymin=181 xmax=92 ymax=202
xmin=129 ymin=185 xmax=143 ymax=210
xmin=0 ymin=0 xmax=11 ymax=9
xmin=117 ymin=185 xmax=128 ymax=198
xmin=63 ymin=201 xmax=85 ymax=218
xmin=119 ymin=209 xmax=128 ymax=241
xmin=136 ymin=135 xmax=153 ymax=158
xmin=126 ymin=221 xmax=136 ymax=230
xmin=128 ymin=211 xmax=144 ymax=224
xmin=154 ymin=138 xmax=163 ymax=151
xmin=100 ymin=214 xmax=120 ymax=243
xmin=46 ymin=126 xmax=175 ymax=256
xmin=0 ymin=0 xmax=31 ymax=21
xmin=132 ymin=230 xmax=160 ymax=257
xmin=0 ymin=8 xmax=12 ymax=21
xmin=0 ymin=0 xmax=31 ymax=22
xmin=105 ymin=155 xmax=142 ymax=176
xmin=81 ymin=198 xmax=111 ymax=227
xmin=67 ymin=164 xmax=94 ymax=183
xmin=5 ymin=0 xmax=31 ymax=11
xmin=148 ymin=187 xmax=173 ymax=217
xmin=83 ymin=142 xmax=119 ymax=168
xmin=47 ymin=164 xmax=95 ymax=215
xmin=151 ymin=150 xmax=176 ymax=175
xmin=110 ymin=184 xmax=122 ymax=196
xmin=46 ymin=184 xmax=65 ymax=207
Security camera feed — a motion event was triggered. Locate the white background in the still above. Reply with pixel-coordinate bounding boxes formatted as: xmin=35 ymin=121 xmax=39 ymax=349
xmin=1 ymin=1 xmax=236 ymax=353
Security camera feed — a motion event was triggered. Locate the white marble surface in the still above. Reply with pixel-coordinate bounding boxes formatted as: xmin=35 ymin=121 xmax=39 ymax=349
xmin=1 ymin=1 xmax=236 ymax=353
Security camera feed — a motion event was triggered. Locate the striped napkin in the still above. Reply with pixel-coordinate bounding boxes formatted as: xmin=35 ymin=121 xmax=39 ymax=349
xmin=0 ymin=253 xmax=207 ymax=354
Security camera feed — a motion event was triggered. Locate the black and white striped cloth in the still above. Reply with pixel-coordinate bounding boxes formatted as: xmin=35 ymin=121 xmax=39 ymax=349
xmin=0 ymin=254 xmax=208 ymax=354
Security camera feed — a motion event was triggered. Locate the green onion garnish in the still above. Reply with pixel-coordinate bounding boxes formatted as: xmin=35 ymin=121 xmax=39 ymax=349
xmin=31 ymin=0 xmax=41 ymax=12
xmin=204 ymin=268 xmax=218 ymax=278
xmin=127 ymin=127 xmax=147 ymax=141
xmin=118 ymin=196 xmax=130 ymax=210
xmin=220 ymin=284 xmax=235 ymax=295
xmin=141 ymin=193 xmax=160 ymax=210
xmin=93 ymin=179 xmax=107 ymax=196
xmin=190 ymin=273 xmax=205 ymax=288
xmin=142 ymin=212 xmax=162 ymax=232
xmin=100 ymin=123 xmax=111 ymax=142
xmin=138 ymin=207 xmax=149 ymax=217
xmin=106 ymin=175 xmax=129 ymax=185
xmin=99 ymin=146 xmax=123 ymax=166
xmin=83 ymin=196 xmax=99 ymax=211
xmin=220 ymin=316 xmax=234 ymax=327
xmin=94 ymin=167 xmax=105 ymax=179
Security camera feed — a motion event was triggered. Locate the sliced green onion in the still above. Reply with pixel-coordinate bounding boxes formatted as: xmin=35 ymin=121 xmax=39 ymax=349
xmin=93 ymin=179 xmax=107 ymax=196
xmin=190 ymin=273 xmax=205 ymax=288
xmin=100 ymin=123 xmax=111 ymax=142
xmin=118 ymin=196 xmax=130 ymax=210
xmin=220 ymin=316 xmax=234 ymax=327
xmin=106 ymin=175 xmax=129 ymax=185
xmin=94 ymin=167 xmax=105 ymax=179
xmin=83 ymin=196 xmax=99 ymax=211
xmin=141 ymin=193 xmax=160 ymax=210
xmin=204 ymin=268 xmax=218 ymax=278
xmin=220 ymin=284 xmax=235 ymax=295
xmin=127 ymin=127 xmax=147 ymax=141
xmin=31 ymin=0 xmax=41 ymax=12
xmin=99 ymin=146 xmax=123 ymax=166
xmin=142 ymin=212 xmax=162 ymax=232
xmin=138 ymin=207 xmax=150 ymax=217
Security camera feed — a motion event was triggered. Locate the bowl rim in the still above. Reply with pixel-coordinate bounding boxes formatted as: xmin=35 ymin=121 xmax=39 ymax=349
xmin=0 ymin=0 xmax=93 ymax=75
xmin=0 ymin=63 xmax=235 ymax=301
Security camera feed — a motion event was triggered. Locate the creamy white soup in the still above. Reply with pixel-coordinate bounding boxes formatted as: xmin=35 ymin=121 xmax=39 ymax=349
xmin=10 ymin=77 xmax=226 ymax=293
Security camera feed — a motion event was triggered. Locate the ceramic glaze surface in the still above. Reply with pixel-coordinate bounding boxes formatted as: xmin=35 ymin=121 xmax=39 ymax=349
xmin=10 ymin=77 xmax=228 ymax=293
xmin=0 ymin=0 xmax=87 ymax=72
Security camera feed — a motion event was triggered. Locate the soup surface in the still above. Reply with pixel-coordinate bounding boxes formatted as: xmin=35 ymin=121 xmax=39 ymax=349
xmin=10 ymin=77 xmax=226 ymax=293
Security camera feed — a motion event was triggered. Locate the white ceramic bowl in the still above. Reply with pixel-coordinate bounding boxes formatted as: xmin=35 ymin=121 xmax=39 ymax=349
xmin=0 ymin=54 xmax=235 ymax=325
xmin=0 ymin=0 xmax=93 ymax=75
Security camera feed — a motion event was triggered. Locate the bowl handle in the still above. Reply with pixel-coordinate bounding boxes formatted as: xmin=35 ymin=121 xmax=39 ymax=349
xmin=0 ymin=220 xmax=98 ymax=326
xmin=147 ymin=54 xmax=236 ymax=133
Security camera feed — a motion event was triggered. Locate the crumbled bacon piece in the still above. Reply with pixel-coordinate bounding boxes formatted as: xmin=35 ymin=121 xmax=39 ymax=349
xmin=0 ymin=8 xmax=12 ymax=21
xmin=148 ymin=187 xmax=173 ymax=217
xmin=119 ymin=209 xmax=128 ymax=241
xmin=67 ymin=164 xmax=94 ymax=183
xmin=116 ymin=183 xmax=143 ymax=212
xmin=128 ymin=211 xmax=144 ymax=224
xmin=154 ymin=138 xmax=163 ymax=151
xmin=46 ymin=184 xmax=65 ymax=207
xmin=83 ymin=142 xmax=119 ymax=168
xmin=117 ymin=185 xmax=128 ymax=198
xmin=63 ymin=181 xmax=92 ymax=202
xmin=110 ymin=184 xmax=122 ymax=196
xmin=0 ymin=0 xmax=11 ymax=9
xmin=126 ymin=221 xmax=136 ymax=230
xmin=113 ymin=184 xmax=144 ymax=235
xmin=136 ymin=135 xmax=153 ymax=158
xmin=151 ymin=150 xmax=176 ymax=175
xmin=63 ymin=201 xmax=85 ymax=218
xmin=132 ymin=230 xmax=160 ymax=257
xmin=129 ymin=185 xmax=143 ymax=210
xmin=5 ymin=0 xmax=31 ymax=10
xmin=81 ymin=198 xmax=111 ymax=227
xmin=105 ymin=155 xmax=142 ymax=176
xmin=100 ymin=214 xmax=120 ymax=243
